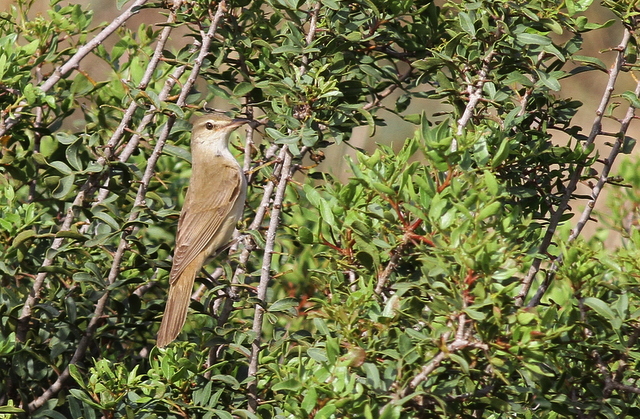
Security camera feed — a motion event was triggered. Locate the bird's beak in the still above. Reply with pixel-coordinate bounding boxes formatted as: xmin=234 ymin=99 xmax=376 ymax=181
xmin=230 ymin=118 xmax=251 ymax=128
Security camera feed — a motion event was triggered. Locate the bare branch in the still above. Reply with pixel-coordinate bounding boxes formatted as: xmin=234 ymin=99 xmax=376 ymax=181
xmin=247 ymin=146 xmax=293 ymax=411
xmin=26 ymin=3 xmax=229 ymax=410
xmin=453 ymin=50 xmax=497 ymax=151
xmin=518 ymin=28 xmax=632 ymax=307
xmin=375 ymin=248 xmax=403 ymax=295
xmin=528 ymin=73 xmax=640 ymax=307
xmin=100 ymin=11 xmax=181 ymax=163
xmin=404 ymin=313 xmax=487 ymax=395
xmin=243 ymin=2 xmax=323 ymax=411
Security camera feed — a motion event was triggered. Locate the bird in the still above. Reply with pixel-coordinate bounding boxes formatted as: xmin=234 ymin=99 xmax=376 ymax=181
xmin=157 ymin=113 xmax=248 ymax=347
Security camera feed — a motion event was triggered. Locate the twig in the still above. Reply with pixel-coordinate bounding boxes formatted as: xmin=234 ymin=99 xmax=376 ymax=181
xmin=363 ymin=66 xmax=413 ymax=111
xmin=404 ymin=313 xmax=487 ymax=395
xmin=17 ymin=7 xmax=182 ymax=341
xmin=247 ymin=148 xmax=293 ymax=410
xmin=88 ymin=64 xmax=187 ymax=212
xmin=375 ymin=249 xmax=403 ymax=295
xmin=527 ymin=73 xmax=640 ymax=307
xmin=453 ymin=50 xmax=496 ymax=151
xmin=245 ymin=2 xmax=322 ymax=412
xmin=26 ymin=4 xmax=228 ymax=411
xmin=16 ymin=188 xmax=88 ymax=342
xmin=517 ymin=28 xmax=632 ymax=307
xmin=100 ymin=10 xmax=181 ymax=163
xmin=0 ymin=0 xmax=149 ymax=137
xmin=299 ymin=2 xmax=321 ymax=72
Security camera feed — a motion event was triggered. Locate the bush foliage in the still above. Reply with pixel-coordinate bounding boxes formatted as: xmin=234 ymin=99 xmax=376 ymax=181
xmin=2 ymin=0 xmax=640 ymax=417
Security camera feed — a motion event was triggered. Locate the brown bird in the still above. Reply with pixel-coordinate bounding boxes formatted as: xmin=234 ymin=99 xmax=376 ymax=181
xmin=157 ymin=113 xmax=248 ymax=347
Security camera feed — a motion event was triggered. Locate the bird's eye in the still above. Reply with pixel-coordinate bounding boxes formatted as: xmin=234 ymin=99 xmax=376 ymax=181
xmin=205 ymin=122 xmax=214 ymax=130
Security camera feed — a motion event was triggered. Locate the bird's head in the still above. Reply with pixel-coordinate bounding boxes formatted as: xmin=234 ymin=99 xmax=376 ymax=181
xmin=192 ymin=113 xmax=249 ymax=137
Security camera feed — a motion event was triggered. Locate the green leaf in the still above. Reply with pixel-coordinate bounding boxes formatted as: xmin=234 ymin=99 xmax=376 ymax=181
xmin=583 ymin=297 xmax=616 ymax=322
xmin=572 ymin=54 xmax=607 ymax=72
xmin=477 ymin=201 xmax=501 ymax=221
xmin=52 ymin=174 xmax=75 ymax=199
xmin=48 ymin=161 xmax=73 ymax=175
xmin=458 ymin=12 xmax=476 ymax=37
xmin=0 ymin=406 xmax=25 ymax=413
xmin=298 ymin=225 xmax=314 ymax=244
xmin=265 ymin=127 xmax=286 ymax=140
xmin=93 ymin=211 xmax=121 ymax=230
xmin=301 ymin=387 xmax=318 ymax=414
xmin=12 ymin=229 xmax=36 ymax=247
xmin=272 ymin=378 xmax=302 ymax=391
xmin=484 ymin=170 xmax=499 ymax=196
xmin=621 ymin=91 xmax=640 ymax=109
xmin=516 ymin=32 xmax=552 ymax=46
xmin=380 ymin=403 xmax=401 ymax=419
xmin=537 ymin=70 xmax=561 ymax=91
xmin=272 ymin=45 xmax=302 ymax=54
xmin=268 ymin=297 xmax=298 ymax=315
xmin=163 ymin=144 xmax=191 ymax=161
xmin=233 ymin=82 xmax=254 ymax=96
xmin=66 ymin=141 xmax=83 ymax=172
xmin=622 ymin=136 xmax=636 ymax=154
xmin=449 ymin=353 xmax=469 ymax=374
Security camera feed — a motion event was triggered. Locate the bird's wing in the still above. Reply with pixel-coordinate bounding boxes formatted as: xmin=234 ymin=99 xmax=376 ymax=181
xmin=170 ymin=160 xmax=243 ymax=283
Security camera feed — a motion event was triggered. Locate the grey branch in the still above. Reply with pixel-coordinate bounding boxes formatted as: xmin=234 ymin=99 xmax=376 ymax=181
xmin=528 ymin=70 xmax=640 ymax=307
xmin=517 ymin=28 xmax=632 ymax=307
xmin=26 ymin=2 xmax=228 ymax=410
xmin=453 ymin=50 xmax=496 ymax=151
xmin=247 ymin=146 xmax=293 ymax=411
xmin=0 ymin=0 xmax=149 ymax=137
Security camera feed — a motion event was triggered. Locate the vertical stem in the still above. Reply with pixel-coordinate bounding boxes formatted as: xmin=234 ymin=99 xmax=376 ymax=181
xmin=516 ymin=28 xmax=631 ymax=307
xmin=247 ymin=146 xmax=292 ymax=411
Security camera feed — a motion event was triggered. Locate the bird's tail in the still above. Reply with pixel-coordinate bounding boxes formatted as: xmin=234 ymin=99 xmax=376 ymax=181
xmin=156 ymin=260 xmax=200 ymax=347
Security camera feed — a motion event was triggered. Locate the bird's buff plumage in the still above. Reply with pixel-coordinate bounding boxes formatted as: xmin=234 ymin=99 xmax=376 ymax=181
xmin=157 ymin=114 xmax=248 ymax=347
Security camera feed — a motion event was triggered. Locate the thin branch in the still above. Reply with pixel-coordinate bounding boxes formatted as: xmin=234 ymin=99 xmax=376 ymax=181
xmin=17 ymin=8 xmax=182 ymax=341
xmin=100 ymin=10 xmax=180 ymax=163
xmin=26 ymin=4 xmax=228 ymax=410
xmin=375 ymin=248 xmax=403 ymax=295
xmin=527 ymin=74 xmax=640 ymax=307
xmin=0 ymin=0 xmax=149 ymax=137
xmin=517 ymin=28 xmax=632 ymax=307
xmin=363 ymin=66 xmax=413 ymax=111
xmin=299 ymin=2 xmax=321 ymax=72
xmin=245 ymin=3 xmax=322 ymax=412
xmin=247 ymin=147 xmax=293 ymax=412
xmin=453 ymin=50 xmax=496 ymax=151
xmin=88 ymin=63 xmax=187 ymax=212
xmin=16 ymin=188 xmax=87 ymax=342
xmin=404 ymin=313 xmax=486 ymax=396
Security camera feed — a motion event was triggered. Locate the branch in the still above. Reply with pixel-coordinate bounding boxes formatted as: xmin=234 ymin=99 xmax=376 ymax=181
xmin=453 ymin=50 xmax=496 ymax=151
xmin=363 ymin=66 xmax=413 ymax=111
xmin=403 ymin=313 xmax=487 ymax=396
xmin=244 ymin=2 xmax=323 ymax=411
xmin=527 ymin=72 xmax=640 ymax=307
xmin=100 ymin=10 xmax=181 ymax=163
xmin=88 ymin=63 xmax=187 ymax=212
xmin=517 ymin=28 xmax=632 ymax=307
xmin=0 ymin=0 xmax=149 ymax=137
xmin=247 ymin=147 xmax=293 ymax=412
xmin=16 ymin=7 xmax=182 ymax=343
xmin=26 ymin=3 xmax=228 ymax=410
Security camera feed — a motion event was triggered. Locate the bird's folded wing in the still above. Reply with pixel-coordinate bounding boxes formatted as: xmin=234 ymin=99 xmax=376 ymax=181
xmin=170 ymin=162 xmax=242 ymax=283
